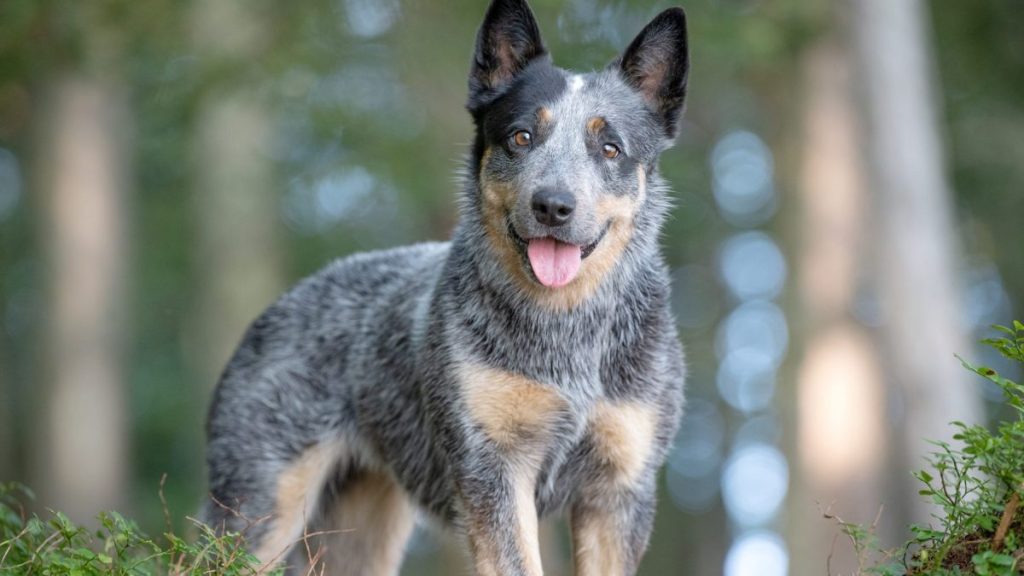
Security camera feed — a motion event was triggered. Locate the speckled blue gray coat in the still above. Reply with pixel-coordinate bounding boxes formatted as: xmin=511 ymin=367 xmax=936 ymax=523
xmin=203 ymin=1 xmax=688 ymax=574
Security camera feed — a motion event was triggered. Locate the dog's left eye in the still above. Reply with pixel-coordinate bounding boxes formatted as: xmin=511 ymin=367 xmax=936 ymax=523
xmin=512 ymin=130 xmax=533 ymax=147
xmin=602 ymin=143 xmax=621 ymax=159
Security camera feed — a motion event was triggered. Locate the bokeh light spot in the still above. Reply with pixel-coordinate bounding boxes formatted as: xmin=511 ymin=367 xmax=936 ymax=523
xmin=711 ymin=130 xmax=776 ymax=227
xmin=721 ymin=443 xmax=789 ymax=527
xmin=720 ymin=231 xmax=787 ymax=301
xmin=717 ymin=348 xmax=776 ymax=414
xmin=716 ymin=300 xmax=789 ymax=365
xmin=724 ymin=531 xmax=789 ymax=576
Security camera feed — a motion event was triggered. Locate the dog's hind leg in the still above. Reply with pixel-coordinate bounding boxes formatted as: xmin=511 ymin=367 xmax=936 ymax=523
xmin=203 ymin=438 xmax=345 ymax=571
xmin=300 ymin=469 xmax=416 ymax=576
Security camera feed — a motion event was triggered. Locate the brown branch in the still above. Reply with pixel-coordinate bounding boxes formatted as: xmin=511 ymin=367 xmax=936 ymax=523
xmin=993 ymin=485 xmax=1022 ymax=551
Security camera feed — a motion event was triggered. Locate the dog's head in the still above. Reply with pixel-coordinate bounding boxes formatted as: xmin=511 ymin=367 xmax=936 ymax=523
xmin=466 ymin=0 xmax=688 ymax=309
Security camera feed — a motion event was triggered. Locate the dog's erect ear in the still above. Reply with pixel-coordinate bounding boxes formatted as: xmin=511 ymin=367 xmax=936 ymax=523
xmin=468 ymin=0 xmax=547 ymax=109
xmin=614 ymin=7 xmax=689 ymax=138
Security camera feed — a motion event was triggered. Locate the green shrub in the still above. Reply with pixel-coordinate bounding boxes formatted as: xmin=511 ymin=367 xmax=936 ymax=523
xmin=832 ymin=322 xmax=1024 ymax=575
xmin=0 ymin=481 xmax=282 ymax=575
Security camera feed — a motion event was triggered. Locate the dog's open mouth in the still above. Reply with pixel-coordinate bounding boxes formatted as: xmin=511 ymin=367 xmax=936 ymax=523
xmin=508 ymin=221 xmax=609 ymax=288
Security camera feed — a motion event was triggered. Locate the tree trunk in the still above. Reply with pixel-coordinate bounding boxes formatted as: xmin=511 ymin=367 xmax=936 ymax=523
xmin=791 ymin=38 xmax=889 ymax=575
xmin=850 ymin=0 xmax=981 ymax=524
xmin=190 ymin=0 xmax=283 ymax=388
xmin=34 ymin=75 xmax=131 ymax=522
xmin=0 ymin=348 xmax=10 ymax=478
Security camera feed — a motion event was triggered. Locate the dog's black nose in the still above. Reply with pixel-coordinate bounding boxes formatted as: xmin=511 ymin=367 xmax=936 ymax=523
xmin=531 ymin=188 xmax=575 ymax=227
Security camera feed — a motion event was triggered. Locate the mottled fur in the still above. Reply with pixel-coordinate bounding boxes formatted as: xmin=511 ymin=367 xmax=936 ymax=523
xmin=202 ymin=1 xmax=688 ymax=574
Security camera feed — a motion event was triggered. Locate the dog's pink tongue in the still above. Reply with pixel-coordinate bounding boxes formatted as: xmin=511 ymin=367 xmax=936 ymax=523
xmin=527 ymin=238 xmax=582 ymax=288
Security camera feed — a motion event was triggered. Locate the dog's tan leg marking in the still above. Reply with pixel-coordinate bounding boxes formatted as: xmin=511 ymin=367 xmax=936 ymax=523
xmin=571 ymin=400 xmax=657 ymax=575
xmin=317 ymin=470 xmax=416 ymax=576
xmin=572 ymin=510 xmax=625 ymax=576
xmin=467 ymin=480 xmax=543 ymax=576
xmin=465 ymin=518 xmax=497 ymax=576
xmin=459 ymin=364 xmax=565 ymax=576
xmin=254 ymin=441 xmax=340 ymax=568
xmin=589 ymin=400 xmax=657 ymax=488
xmin=466 ymin=479 xmax=544 ymax=576
xmin=467 ymin=527 xmax=503 ymax=576
xmin=514 ymin=479 xmax=545 ymax=576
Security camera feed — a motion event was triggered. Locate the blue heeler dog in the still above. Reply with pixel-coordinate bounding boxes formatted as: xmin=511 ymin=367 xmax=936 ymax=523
xmin=203 ymin=0 xmax=688 ymax=574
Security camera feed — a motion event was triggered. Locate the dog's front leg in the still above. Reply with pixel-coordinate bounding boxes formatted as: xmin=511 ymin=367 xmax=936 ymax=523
xmin=451 ymin=364 xmax=573 ymax=575
xmin=570 ymin=486 xmax=656 ymax=576
xmin=459 ymin=463 xmax=544 ymax=576
xmin=571 ymin=400 xmax=665 ymax=575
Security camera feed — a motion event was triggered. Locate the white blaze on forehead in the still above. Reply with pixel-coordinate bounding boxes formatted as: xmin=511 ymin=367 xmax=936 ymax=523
xmin=545 ymin=73 xmax=604 ymax=206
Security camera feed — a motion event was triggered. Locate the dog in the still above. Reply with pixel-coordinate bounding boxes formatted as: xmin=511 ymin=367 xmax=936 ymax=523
xmin=202 ymin=0 xmax=688 ymax=574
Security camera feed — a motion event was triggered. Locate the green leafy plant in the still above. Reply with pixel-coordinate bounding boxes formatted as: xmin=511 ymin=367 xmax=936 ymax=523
xmin=830 ymin=322 xmax=1024 ymax=575
xmin=0 ymin=479 xmax=309 ymax=575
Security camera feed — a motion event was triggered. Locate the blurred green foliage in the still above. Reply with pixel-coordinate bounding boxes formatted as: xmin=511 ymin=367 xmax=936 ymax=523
xmin=0 ymin=482 xmax=277 ymax=575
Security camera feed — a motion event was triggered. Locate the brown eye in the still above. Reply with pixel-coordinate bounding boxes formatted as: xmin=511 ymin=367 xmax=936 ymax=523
xmin=602 ymin=143 xmax=621 ymax=159
xmin=512 ymin=130 xmax=532 ymax=147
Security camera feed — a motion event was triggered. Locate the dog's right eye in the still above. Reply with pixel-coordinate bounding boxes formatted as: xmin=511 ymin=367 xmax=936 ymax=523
xmin=511 ymin=130 xmax=532 ymax=147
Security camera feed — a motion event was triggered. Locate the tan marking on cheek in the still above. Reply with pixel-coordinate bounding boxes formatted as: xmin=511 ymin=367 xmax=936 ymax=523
xmin=479 ymin=146 xmax=493 ymax=179
xmin=586 ymin=116 xmax=606 ymax=134
xmin=589 ymin=400 xmax=657 ymax=487
xmin=572 ymin=511 xmax=624 ymax=576
xmin=254 ymin=441 xmax=340 ymax=567
xmin=479 ymin=147 xmax=508 ymax=208
xmin=478 ymin=178 xmax=537 ymax=303
xmin=459 ymin=364 xmax=568 ymax=449
xmin=597 ymin=193 xmax=638 ymax=223
xmin=481 ymin=181 xmax=504 ymax=210
xmin=478 ymin=149 xmax=533 ymax=293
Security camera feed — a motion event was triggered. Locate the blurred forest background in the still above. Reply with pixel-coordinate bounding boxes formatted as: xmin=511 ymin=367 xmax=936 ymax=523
xmin=1 ymin=0 xmax=1022 ymax=574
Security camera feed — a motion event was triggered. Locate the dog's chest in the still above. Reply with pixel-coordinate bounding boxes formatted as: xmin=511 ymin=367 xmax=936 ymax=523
xmin=456 ymin=363 xmax=589 ymax=451
xmin=456 ymin=363 xmax=658 ymax=513
xmin=534 ymin=394 xmax=659 ymax=513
